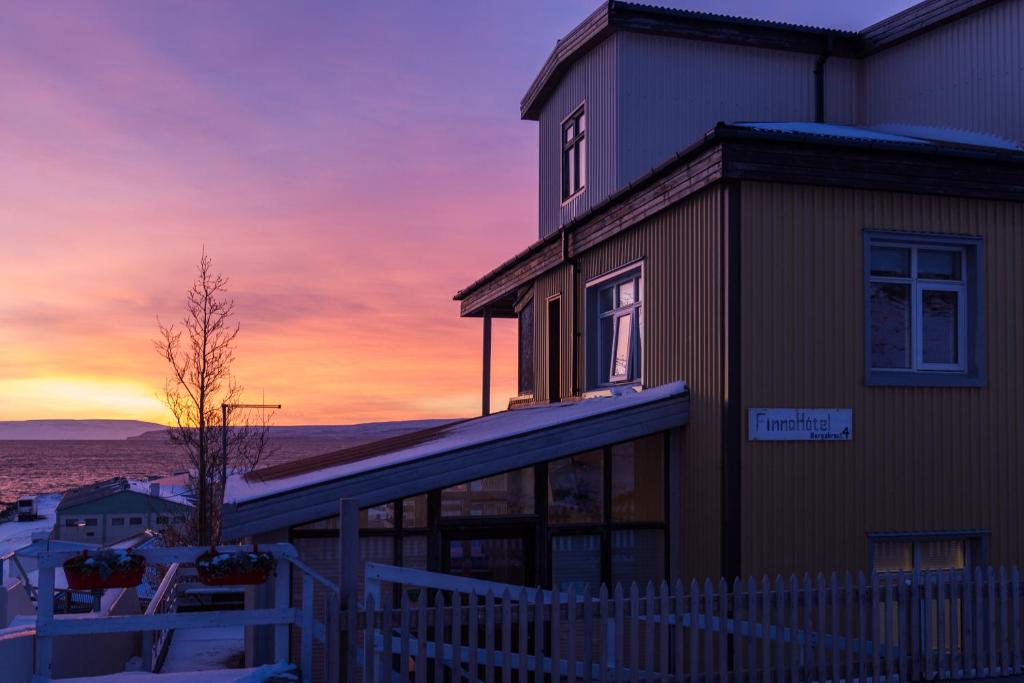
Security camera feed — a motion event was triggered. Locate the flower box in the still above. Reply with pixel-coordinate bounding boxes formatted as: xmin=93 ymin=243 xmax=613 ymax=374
xmin=63 ymin=550 xmax=146 ymax=590
xmin=196 ymin=546 xmax=277 ymax=586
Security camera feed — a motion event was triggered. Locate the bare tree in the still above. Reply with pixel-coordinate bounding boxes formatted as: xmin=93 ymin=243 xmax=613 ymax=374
xmin=156 ymin=251 xmax=274 ymax=544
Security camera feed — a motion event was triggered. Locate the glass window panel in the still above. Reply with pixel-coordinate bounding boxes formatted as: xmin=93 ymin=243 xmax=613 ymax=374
xmin=874 ymin=541 xmax=914 ymax=573
xmin=447 ymin=537 xmax=526 ymax=585
xmin=611 ymin=529 xmax=664 ymax=587
xmin=402 ymin=535 xmax=428 ymax=570
xmin=578 ymin=111 xmax=585 ymax=132
xmin=548 ymin=450 xmax=603 ymax=524
xmin=599 ymin=314 xmax=614 ymax=381
xmin=611 ymin=313 xmax=632 ymax=379
xmin=918 ymin=250 xmax=961 ymax=280
xmin=359 ymin=502 xmax=394 ymax=529
xmin=599 ymin=286 xmax=615 ymax=313
xmin=552 ymin=535 xmax=602 ymax=592
xmin=919 ymin=539 xmax=965 ymax=571
xmin=402 ymin=495 xmax=429 ymax=529
xmin=611 ymin=435 xmax=665 ymax=522
xmin=870 ymin=246 xmax=911 ymax=277
xmin=922 ymin=290 xmax=959 ymax=365
xmin=441 ymin=468 xmax=535 ymax=517
xmin=617 ymin=281 xmax=636 ymax=307
xmin=870 ymin=283 xmax=911 ymax=369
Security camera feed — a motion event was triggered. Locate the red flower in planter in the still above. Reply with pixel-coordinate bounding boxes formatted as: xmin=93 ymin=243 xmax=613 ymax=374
xmin=63 ymin=549 xmax=146 ymax=590
xmin=195 ymin=545 xmax=277 ymax=586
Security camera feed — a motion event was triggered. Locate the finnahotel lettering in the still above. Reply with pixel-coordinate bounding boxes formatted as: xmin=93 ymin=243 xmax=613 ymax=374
xmin=748 ymin=408 xmax=853 ymax=441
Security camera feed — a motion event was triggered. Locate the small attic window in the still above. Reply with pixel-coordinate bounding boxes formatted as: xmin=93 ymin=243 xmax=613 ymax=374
xmin=561 ymin=105 xmax=586 ymax=200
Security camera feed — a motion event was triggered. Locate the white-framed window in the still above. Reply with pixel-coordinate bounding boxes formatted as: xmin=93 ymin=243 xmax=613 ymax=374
xmin=869 ymin=531 xmax=987 ymax=574
xmin=586 ymin=265 xmax=643 ymax=387
xmin=561 ymin=105 xmax=586 ymax=201
xmin=865 ymin=232 xmax=983 ymax=386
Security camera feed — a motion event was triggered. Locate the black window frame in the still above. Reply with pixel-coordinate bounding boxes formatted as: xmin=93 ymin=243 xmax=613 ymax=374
xmin=561 ymin=105 xmax=586 ymax=201
xmin=289 ymin=432 xmax=670 ymax=593
xmin=864 ymin=230 xmax=985 ymax=387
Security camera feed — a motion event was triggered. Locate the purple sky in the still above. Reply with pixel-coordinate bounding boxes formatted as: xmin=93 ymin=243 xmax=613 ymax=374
xmin=0 ymin=0 xmax=916 ymax=423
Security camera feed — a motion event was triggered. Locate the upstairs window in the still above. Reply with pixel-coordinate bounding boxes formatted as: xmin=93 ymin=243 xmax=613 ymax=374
xmin=561 ymin=106 xmax=586 ymax=200
xmin=865 ymin=232 xmax=983 ymax=387
xmin=586 ymin=266 xmax=643 ymax=387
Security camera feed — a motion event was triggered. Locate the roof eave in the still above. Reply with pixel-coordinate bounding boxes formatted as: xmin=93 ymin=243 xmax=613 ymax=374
xmin=221 ymin=386 xmax=689 ymax=540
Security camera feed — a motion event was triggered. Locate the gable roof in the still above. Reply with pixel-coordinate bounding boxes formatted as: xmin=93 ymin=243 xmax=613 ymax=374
xmin=221 ymin=382 xmax=689 ymax=539
xmin=57 ymin=477 xmax=190 ymax=513
xmin=522 ymin=0 xmax=1004 ymax=120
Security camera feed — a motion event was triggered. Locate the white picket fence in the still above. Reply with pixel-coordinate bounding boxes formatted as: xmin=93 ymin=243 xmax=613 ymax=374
xmin=332 ymin=564 xmax=1024 ymax=683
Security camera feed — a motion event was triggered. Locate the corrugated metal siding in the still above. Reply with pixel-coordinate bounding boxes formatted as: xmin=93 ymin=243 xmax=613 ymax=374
xmin=862 ymin=0 xmax=1024 ymax=144
xmin=617 ymin=32 xmax=816 ymax=187
xmin=532 ymin=187 xmax=725 ymax=580
xmin=740 ymin=181 xmax=1024 ymax=576
xmin=824 ymin=56 xmax=863 ymax=125
xmin=538 ymin=34 xmax=619 ymax=239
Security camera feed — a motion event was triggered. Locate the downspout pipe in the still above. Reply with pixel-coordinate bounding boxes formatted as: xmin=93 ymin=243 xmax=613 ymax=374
xmin=813 ymin=35 xmax=834 ymax=123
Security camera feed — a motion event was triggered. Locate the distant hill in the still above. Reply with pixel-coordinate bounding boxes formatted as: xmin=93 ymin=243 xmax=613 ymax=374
xmin=0 ymin=419 xmax=166 ymax=440
xmin=132 ymin=420 xmax=457 ymax=442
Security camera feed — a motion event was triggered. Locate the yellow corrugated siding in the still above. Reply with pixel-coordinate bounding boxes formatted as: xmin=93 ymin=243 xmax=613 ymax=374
xmin=532 ymin=186 xmax=725 ymax=580
xmin=740 ymin=181 xmax=1024 ymax=576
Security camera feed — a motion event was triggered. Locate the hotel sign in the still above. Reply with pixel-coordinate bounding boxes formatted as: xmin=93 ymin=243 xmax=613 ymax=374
xmin=748 ymin=408 xmax=852 ymax=441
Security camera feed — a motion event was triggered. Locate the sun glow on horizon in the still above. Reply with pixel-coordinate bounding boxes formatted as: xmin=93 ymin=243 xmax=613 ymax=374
xmin=0 ymin=377 xmax=171 ymax=423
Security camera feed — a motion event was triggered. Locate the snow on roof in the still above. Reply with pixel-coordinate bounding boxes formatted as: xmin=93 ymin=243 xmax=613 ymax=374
xmin=226 ymin=382 xmax=688 ymax=505
xmin=41 ymin=661 xmax=297 ymax=683
xmin=731 ymin=121 xmax=1024 ymax=152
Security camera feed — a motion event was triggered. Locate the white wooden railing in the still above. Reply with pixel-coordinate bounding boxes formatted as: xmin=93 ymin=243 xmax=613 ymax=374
xmin=346 ymin=564 xmax=1024 ymax=683
xmin=34 ymin=542 xmax=336 ymax=683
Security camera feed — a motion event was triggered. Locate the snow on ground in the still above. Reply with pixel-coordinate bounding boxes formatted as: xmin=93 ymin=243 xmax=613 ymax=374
xmin=161 ymin=625 xmax=246 ymax=673
xmin=32 ymin=661 xmax=297 ymax=683
xmin=0 ymin=494 xmax=59 ymax=557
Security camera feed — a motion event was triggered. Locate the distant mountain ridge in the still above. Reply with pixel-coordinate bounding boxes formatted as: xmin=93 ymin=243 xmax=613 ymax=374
xmin=0 ymin=418 xmax=460 ymax=442
xmin=0 ymin=419 xmax=165 ymax=440
xmin=131 ymin=420 xmax=456 ymax=441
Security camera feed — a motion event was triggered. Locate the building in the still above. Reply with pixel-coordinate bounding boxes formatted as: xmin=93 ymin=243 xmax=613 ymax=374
xmin=220 ymin=0 xmax=1024 ymax=674
xmin=54 ymin=478 xmax=190 ymax=545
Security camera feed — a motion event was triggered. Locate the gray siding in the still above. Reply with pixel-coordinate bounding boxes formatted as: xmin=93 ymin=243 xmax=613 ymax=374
xmin=740 ymin=181 xmax=1024 ymax=576
xmin=862 ymin=0 xmax=1024 ymax=144
xmin=617 ymin=32 xmax=817 ymax=185
xmin=537 ymin=34 xmax=619 ymax=239
xmin=530 ymin=187 xmax=726 ymax=580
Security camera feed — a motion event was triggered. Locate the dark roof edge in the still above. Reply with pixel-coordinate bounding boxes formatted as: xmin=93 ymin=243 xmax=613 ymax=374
xmin=861 ymin=0 xmax=1000 ymax=53
xmin=523 ymin=0 xmax=1004 ymax=119
xmin=454 ymin=122 xmax=1024 ymax=305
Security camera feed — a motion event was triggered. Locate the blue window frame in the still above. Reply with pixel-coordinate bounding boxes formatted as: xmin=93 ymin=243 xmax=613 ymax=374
xmin=864 ymin=231 xmax=984 ymax=387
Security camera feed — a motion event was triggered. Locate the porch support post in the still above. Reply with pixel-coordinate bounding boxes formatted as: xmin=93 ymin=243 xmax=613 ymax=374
xmin=338 ymin=498 xmax=359 ymax=606
xmin=482 ymin=309 xmax=492 ymax=416
xmin=668 ymin=427 xmax=685 ymax=583
xmin=338 ymin=498 xmax=359 ymax=680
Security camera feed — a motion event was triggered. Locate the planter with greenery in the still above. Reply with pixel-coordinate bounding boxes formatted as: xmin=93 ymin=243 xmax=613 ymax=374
xmin=195 ymin=545 xmax=277 ymax=586
xmin=63 ymin=549 xmax=146 ymax=590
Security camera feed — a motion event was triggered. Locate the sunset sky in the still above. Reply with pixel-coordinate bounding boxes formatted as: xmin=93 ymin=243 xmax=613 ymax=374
xmin=0 ymin=0 xmax=914 ymax=425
